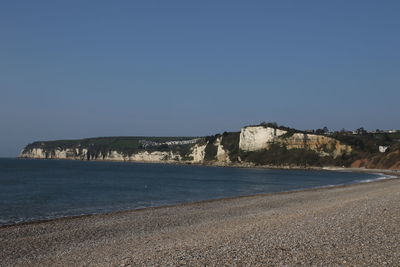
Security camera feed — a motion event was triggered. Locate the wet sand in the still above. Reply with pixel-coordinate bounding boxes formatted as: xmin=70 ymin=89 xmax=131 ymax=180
xmin=1 ymin=175 xmax=399 ymax=266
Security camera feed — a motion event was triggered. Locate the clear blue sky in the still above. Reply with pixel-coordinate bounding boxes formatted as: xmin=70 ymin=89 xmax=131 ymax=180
xmin=1 ymin=1 xmax=399 ymax=156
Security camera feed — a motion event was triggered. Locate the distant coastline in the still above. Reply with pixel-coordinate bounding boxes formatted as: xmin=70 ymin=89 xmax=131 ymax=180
xmin=18 ymin=123 xmax=400 ymax=170
xmin=17 ymin=153 xmax=400 ymax=174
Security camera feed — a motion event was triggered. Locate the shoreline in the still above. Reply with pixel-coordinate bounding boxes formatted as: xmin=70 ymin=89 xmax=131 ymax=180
xmin=1 ymin=170 xmax=398 ymax=229
xmin=2 ymin=173 xmax=400 ymax=265
xmin=16 ymin=155 xmax=400 ymax=173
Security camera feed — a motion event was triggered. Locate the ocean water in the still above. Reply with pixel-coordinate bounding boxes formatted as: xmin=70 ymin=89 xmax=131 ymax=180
xmin=0 ymin=158 xmax=384 ymax=226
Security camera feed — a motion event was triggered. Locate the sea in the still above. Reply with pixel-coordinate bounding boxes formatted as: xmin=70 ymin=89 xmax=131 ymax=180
xmin=0 ymin=158 xmax=388 ymax=226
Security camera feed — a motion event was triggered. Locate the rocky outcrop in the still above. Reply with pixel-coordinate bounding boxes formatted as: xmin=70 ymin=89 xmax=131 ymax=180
xmin=351 ymin=147 xmax=400 ymax=170
xmin=215 ymin=136 xmax=231 ymax=164
xmin=239 ymin=126 xmax=287 ymax=151
xmin=238 ymin=126 xmax=352 ymax=158
xmin=189 ymin=143 xmax=207 ymax=163
xmin=20 ymin=148 xmax=47 ymax=159
xmin=279 ymin=133 xmax=352 ymax=158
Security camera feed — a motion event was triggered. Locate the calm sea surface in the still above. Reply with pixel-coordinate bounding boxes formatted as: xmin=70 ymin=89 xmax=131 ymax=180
xmin=0 ymin=158 xmax=382 ymax=226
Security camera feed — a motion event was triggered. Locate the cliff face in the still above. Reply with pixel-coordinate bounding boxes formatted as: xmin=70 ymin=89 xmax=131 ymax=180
xmin=239 ymin=126 xmax=287 ymax=151
xmin=20 ymin=144 xmax=188 ymax=163
xmin=351 ymin=145 xmax=400 ymax=170
xmin=189 ymin=143 xmax=207 ymax=163
xmin=239 ymin=126 xmax=352 ymax=158
xmin=19 ymin=125 xmax=358 ymax=167
xmin=279 ymin=133 xmax=352 ymax=158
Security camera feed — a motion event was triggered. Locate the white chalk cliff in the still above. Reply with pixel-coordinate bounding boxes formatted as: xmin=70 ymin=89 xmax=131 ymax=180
xmin=239 ymin=126 xmax=287 ymax=151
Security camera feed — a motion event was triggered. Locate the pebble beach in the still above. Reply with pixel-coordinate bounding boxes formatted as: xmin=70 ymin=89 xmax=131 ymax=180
xmin=1 ymin=174 xmax=399 ymax=266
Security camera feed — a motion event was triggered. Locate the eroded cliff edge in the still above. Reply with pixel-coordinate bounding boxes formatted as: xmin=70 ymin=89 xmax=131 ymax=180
xmin=19 ymin=124 xmax=400 ymax=169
